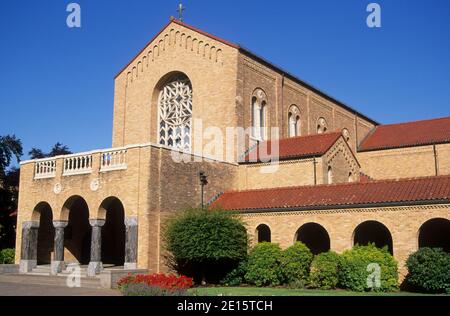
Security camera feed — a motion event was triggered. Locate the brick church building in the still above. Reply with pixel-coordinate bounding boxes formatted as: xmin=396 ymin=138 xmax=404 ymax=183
xmin=15 ymin=18 xmax=450 ymax=280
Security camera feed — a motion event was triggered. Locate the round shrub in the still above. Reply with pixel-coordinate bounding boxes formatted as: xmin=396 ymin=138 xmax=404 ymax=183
xmin=164 ymin=208 xmax=248 ymax=284
xmin=245 ymin=243 xmax=284 ymax=287
xmin=280 ymin=242 xmax=313 ymax=285
xmin=309 ymin=251 xmax=341 ymax=290
xmin=406 ymin=248 xmax=450 ymax=293
xmin=339 ymin=244 xmax=398 ymax=292
xmin=0 ymin=248 xmax=15 ymax=264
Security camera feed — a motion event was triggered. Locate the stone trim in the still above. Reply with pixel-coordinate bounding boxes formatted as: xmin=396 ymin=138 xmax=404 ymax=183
xmin=89 ymin=219 xmax=106 ymax=227
xmin=22 ymin=221 xmax=39 ymax=229
xmin=125 ymin=217 xmax=138 ymax=227
xmin=238 ymin=203 xmax=450 ymax=218
xmin=53 ymin=221 xmax=69 ymax=228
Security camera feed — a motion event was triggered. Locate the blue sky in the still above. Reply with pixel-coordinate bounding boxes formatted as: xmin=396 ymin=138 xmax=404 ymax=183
xmin=1 ymin=0 xmax=449 ymax=160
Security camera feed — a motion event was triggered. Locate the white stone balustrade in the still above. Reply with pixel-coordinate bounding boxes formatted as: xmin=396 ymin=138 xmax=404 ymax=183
xmin=100 ymin=149 xmax=127 ymax=172
xmin=32 ymin=148 xmax=129 ymax=179
xmin=34 ymin=159 xmax=57 ymax=179
xmin=63 ymin=154 xmax=93 ymax=176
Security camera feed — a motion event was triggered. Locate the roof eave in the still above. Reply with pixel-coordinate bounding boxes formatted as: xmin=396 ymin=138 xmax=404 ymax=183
xmin=358 ymin=140 xmax=450 ymax=153
xmin=226 ymin=198 xmax=450 ymax=214
xmin=238 ymin=47 xmax=380 ymax=126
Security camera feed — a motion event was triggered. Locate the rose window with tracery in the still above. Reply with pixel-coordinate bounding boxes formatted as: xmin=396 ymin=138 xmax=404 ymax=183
xmin=158 ymin=76 xmax=193 ymax=151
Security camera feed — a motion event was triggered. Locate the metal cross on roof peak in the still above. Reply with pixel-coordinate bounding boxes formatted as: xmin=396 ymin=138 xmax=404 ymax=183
xmin=177 ymin=3 xmax=186 ymax=22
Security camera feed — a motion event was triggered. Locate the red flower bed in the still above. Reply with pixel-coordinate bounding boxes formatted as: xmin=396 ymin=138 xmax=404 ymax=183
xmin=118 ymin=273 xmax=194 ymax=291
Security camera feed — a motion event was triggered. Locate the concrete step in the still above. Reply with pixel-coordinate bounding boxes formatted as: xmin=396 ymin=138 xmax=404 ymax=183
xmin=31 ymin=265 xmax=91 ymax=277
xmin=0 ymin=274 xmax=103 ymax=289
xmin=27 ymin=272 xmax=51 ymax=276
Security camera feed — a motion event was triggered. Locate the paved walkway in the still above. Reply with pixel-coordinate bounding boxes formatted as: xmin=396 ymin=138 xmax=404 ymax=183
xmin=0 ymin=281 xmax=121 ymax=296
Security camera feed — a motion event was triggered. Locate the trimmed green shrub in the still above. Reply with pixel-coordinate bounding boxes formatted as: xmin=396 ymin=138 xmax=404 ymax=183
xmin=245 ymin=243 xmax=284 ymax=287
xmin=339 ymin=244 xmax=398 ymax=292
xmin=406 ymin=248 xmax=450 ymax=293
xmin=0 ymin=248 xmax=15 ymax=264
xmin=164 ymin=208 xmax=248 ymax=284
xmin=280 ymin=242 xmax=313 ymax=285
xmin=221 ymin=260 xmax=248 ymax=287
xmin=309 ymin=251 xmax=341 ymax=290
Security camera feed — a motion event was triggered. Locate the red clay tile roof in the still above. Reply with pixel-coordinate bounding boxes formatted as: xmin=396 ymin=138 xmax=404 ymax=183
xmin=210 ymin=175 xmax=450 ymax=211
xmin=243 ymin=132 xmax=342 ymax=163
xmin=360 ymin=172 xmax=374 ymax=183
xmin=359 ymin=116 xmax=450 ymax=152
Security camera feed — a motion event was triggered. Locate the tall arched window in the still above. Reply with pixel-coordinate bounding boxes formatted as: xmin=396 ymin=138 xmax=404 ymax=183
xmin=251 ymin=89 xmax=268 ymax=140
xmin=317 ymin=117 xmax=328 ymax=134
xmin=288 ymin=105 xmax=301 ymax=137
xmin=327 ymin=166 xmax=333 ymax=184
xmin=158 ymin=74 xmax=193 ymax=151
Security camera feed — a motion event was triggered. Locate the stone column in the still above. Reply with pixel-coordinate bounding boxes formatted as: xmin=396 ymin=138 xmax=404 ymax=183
xmin=87 ymin=219 xmax=105 ymax=277
xmin=19 ymin=221 xmax=39 ymax=273
xmin=51 ymin=221 xmax=68 ymax=275
xmin=124 ymin=217 xmax=138 ymax=270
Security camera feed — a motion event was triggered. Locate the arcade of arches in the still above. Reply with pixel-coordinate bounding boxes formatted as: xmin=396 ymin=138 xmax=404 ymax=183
xmin=247 ymin=209 xmax=450 ymax=276
xmin=19 ymin=196 xmax=138 ymax=276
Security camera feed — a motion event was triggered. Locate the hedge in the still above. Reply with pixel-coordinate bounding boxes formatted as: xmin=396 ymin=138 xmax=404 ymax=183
xmin=309 ymin=251 xmax=341 ymax=290
xmin=339 ymin=244 xmax=398 ymax=292
xmin=406 ymin=248 xmax=450 ymax=293
xmin=280 ymin=242 xmax=313 ymax=285
xmin=244 ymin=243 xmax=284 ymax=287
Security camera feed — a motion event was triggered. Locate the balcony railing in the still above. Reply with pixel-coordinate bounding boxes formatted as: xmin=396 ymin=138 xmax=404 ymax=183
xmin=63 ymin=154 xmax=93 ymax=176
xmin=100 ymin=149 xmax=127 ymax=172
xmin=31 ymin=148 xmax=128 ymax=180
xmin=35 ymin=159 xmax=57 ymax=179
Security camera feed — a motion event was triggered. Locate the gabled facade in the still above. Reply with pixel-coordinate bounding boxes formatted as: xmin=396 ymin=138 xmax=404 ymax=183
xmin=15 ymin=19 xmax=449 ymax=282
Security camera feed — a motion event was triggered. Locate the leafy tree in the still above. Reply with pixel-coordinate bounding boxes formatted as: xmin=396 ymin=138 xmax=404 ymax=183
xmin=49 ymin=142 xmax=72 ymax=157
xmin=0 ymin=135 xmax=22 ymax=176
xmin=28 ymin=142 xmax=72 ymax=159
xmin=164 ymin=208 xmax=248 ymax=284
xmin=0 ymin=135 xmax=22 ymax=249
xmin=28 ymin=148 xmax=46 ymax=160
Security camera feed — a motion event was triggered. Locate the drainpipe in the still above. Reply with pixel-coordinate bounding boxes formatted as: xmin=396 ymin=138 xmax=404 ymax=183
xmin=313 ymin=157 xmax=317 ymax=185
xmin=433 ymin=145 xmax=439 ymax=176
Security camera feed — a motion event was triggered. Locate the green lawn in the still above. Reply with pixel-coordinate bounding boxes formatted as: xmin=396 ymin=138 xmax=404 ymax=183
xmin=189 ymin=287 xmax=440 ymax=296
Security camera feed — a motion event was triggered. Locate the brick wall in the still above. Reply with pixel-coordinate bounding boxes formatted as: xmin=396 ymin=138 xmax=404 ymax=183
xmin=241 ymin=204 xmax=450 ymax=279
xmin=357 ymin=143 xmax=450 ymax=180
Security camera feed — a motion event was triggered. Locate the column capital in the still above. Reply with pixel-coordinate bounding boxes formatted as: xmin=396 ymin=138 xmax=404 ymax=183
xmin=53 ymin=221 xmax=69 ymax=228
xmin=125 ymin=217 xmax=138 ymax=227
xmin=23 ymin=221 xmax=39 ymax=229
xmin=89 ymin=219 xmax=106 ymax=227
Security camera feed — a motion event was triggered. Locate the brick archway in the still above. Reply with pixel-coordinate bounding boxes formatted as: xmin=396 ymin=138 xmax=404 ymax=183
xmin=99 ymin=197 xmax=126 ymax=266
xmin=418 ymin=218 xmax=450 ymax=252
xmin=295 ymin=223 xmax=330 ymax=255
xmin=33 ymin=202 xmax=54 ymax=265
xmin=353 ymin=220 xmax=393 ymax=254
xmin=62 ymin=196 xmax=91 ymax=265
